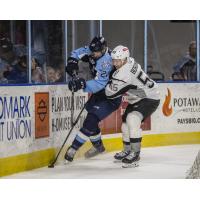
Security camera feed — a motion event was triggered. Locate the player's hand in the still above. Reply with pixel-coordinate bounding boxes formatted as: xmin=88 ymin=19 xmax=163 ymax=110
xmin=80 ymin=54 xmax=90 ymax=62
xmin=66 ymin=57 xmax=79 ymax=77
xmin=68 ymin=77 xmax=86 ymax=92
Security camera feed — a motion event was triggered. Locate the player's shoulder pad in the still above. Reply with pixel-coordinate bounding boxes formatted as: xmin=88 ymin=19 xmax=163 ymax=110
xmin=74 ymin=46 xmax=90 ymax=53
xmin=83 ymin=46 xmax=91 ymax=52
xmin=96 ymin=53 xmax=112 ymax=70
xmin=129 ymin=58 xmax=142 ymax=73
xmin=112 ymin=68 xmax=126 ymax=80
xmin=112 ymin=64 xmax=131 ymax=83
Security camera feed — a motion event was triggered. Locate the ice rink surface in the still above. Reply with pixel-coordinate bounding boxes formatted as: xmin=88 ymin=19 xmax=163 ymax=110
xmin=5 ymin=144 xmax=200 ymax=179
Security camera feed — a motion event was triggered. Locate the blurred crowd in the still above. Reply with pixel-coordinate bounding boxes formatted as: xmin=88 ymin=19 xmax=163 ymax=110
xmin=0 ymin=37 xmax=65 ymax=84
xmin=0 ymin=21 xmax=65 ymax=84
xmin=0 ymin=21 xmax=198 ymax=84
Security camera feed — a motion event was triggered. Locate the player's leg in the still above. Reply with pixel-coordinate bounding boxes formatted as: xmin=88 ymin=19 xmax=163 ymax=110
xmin=114 ymin=122 xmax=131 ymax=162
xmin=85 ymin=97 xmax=122 ymax=158
xmin=122 ymin=111 xmax=142 ymax=168
xmin=114 ymin=104 xmax=136 ymax=162
xmin=85 ymin=127 xmax=105 ymax=158
xmin=122 ymin=99 xmax=160 ymax=168
xmin=64 ymin=112 xmax=100 ymax=162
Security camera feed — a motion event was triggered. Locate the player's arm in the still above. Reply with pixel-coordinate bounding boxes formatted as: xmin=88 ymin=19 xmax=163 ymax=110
xmin=66 ymin=46 xmax=91 ymax=77
xmin=67 ymin=55 xmax=113 ymax=93
xmin=71 ymin=46 xmax=91 ymax=60
xmin=105 ymin=76 xmax=137 ymax=99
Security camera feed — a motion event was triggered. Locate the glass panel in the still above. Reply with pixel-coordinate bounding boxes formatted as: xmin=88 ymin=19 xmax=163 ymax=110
xmin=0 ymin=20 xmax=28 ymax=84
xmin=103 ymin=20 xmax=144 ymax=67
xmin=31 ymin=20 xmax=65 ymax=83
xmin=147 ymin=20 xmax=196 ymax=81
xmin=67 ymin=20 xmax=100 ymax=56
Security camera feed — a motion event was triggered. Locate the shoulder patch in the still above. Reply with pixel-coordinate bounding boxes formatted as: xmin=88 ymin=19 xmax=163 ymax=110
xmin=101 ymin=60 xmax=111 ymax=68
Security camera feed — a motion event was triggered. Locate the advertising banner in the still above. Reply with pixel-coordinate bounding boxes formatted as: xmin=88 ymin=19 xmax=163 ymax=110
xmin=0 ymin=85 xmax=87 ymax=158
xmin=149 ymin=83 xmax=200 ymax=134
xmin=1 ymin=83 xmax=200 ymax=159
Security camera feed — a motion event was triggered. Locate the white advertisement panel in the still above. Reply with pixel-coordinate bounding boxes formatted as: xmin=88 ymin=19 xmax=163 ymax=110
xmin=1 ymin=83 xmax=200 ymax=159
xmin=0 ymin=84 xmax=87 ymax=158
xmin=147 ymin=83 xmax=200 ymax=134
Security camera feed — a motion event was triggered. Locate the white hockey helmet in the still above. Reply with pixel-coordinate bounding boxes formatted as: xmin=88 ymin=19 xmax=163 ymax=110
xmin=111 ymin=45 xmax=130 ymax=60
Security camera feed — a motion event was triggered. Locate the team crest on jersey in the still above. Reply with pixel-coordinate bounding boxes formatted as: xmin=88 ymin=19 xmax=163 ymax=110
xmin=102 ymin=61 xmax=110 ymax=68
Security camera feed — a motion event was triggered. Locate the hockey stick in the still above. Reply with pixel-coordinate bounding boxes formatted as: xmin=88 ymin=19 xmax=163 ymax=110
xmin=48 ymin=94 xmax=90 ymax=168
xmin=70 ymin=72 xmax=77 ymax=127
xmin=71 ymin=89 xmax=75 ymax=127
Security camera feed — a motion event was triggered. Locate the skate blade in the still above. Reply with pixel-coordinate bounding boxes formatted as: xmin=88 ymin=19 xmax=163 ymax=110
xmin=113 ymin=159 xmax=122 ymax=163
xmin=64 ymin=160 xmax=72 ymax=165
xmin=85 ymin=151 xmax=106 ymax=159
xmin=122 ymin=161 xmax=139 ymax=168
xmin=85 ymin=153 xmax=99 ymax=159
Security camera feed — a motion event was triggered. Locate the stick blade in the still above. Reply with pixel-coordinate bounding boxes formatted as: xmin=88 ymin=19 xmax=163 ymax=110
xmin=48 ymin=163 xmax=55 ymax=168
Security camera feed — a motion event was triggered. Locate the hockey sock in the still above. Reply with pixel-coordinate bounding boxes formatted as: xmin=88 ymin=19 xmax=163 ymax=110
xmin=130 ymin=137 xmax=142 ymax=153
xmin=126 ymin=111 xmax=143 ymax=153
xmin=89 ymin=132 xmax=103 ymax=148
xmin=121 ymin=123 xmax=131 ymax=151
xmin=71 ymin=130 xmax=89 ymax=150
xmin=123 ymin=141 xmax=131 ymax=151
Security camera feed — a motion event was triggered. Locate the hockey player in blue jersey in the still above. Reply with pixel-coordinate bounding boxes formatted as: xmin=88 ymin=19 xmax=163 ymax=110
xmin=64 ymin=36 xmax=122 ymax=162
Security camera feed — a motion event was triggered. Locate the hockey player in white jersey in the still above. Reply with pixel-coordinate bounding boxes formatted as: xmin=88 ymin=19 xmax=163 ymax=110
xmin=105 ymin=45 xmax=160 ymax=168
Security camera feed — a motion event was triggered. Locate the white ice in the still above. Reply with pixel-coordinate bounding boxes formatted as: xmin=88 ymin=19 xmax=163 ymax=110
xmin=5 ymin=144 xmax=200 ymax=179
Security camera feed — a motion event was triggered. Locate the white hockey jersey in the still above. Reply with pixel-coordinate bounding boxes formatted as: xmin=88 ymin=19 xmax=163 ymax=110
xmin=105 ymin=57 xmax=160 ymax=104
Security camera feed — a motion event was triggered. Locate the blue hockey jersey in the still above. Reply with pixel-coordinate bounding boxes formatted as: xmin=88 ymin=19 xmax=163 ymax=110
xmin=70 ymin=46 xmax=113 ymax=93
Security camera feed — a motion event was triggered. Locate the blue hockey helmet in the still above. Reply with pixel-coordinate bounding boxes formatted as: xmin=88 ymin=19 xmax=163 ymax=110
xmin=89 ymin=36 xmax=107 ymax=52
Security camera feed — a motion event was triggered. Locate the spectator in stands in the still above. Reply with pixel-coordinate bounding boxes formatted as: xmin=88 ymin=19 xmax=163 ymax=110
xmin=46 ymin=63 xmax=65 ymax=83
xmin=32 ymin=67 xmax=45 ymax=83
xmin=54 ymin=60 xmax=64 ymax=83
xmin=47 ymin=66 xmax=57 ymax=83
xmin=0 ymin=37 xmax=17 ymax=64
xmin=0 ymin=35 xmax=48 ymax=84
xmin=173 ymin=41 xmax=196 ymax=81
xmin=31 ymin=58 xmax=46 ymax=83
xmin=0 ymin=60 xmax=9 ymax=83
xmin=4 ymin=55 xmax=28 ymax=83
xmin=54 ymin=68 xmax=63 ymax=83
xmin=0 ymin=37 xmax=15 ymax=83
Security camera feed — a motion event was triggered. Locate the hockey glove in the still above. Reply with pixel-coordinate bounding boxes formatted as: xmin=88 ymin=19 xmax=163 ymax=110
xmin=66 ymin=57 xmax=79 ymax=77
xmin=81 ymin=54 xmax=90 ymax=62
xmin=68 ymin=77 xmax=86 ymax=92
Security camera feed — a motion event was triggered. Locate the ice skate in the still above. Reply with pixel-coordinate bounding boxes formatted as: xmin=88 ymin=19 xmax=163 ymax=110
xmin=85 ymin=144 xmax=105 ymax=158
xmin=114 ymin=150 xmax=131 ymax=163
xmin=64 ymin=147 xmax=77 ymax=164
xmin=122 ymin=152 xmax=140 ymax=168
